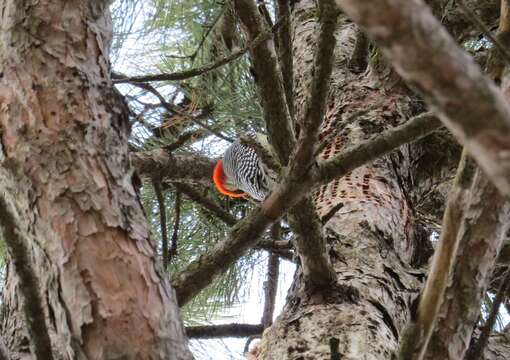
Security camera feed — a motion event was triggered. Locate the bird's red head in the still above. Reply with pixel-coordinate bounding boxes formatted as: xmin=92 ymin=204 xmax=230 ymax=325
xmin=213 ymin=160 xmax=246 ymax=198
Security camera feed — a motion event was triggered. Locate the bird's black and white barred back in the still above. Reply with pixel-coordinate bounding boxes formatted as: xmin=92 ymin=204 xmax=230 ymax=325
xmin=221 ymin=139 xmax=274 ymax=201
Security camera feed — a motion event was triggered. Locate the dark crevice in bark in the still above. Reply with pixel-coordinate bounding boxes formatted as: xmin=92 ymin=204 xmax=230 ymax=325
xmin=368 ymin=300 xmax=400 ymax=342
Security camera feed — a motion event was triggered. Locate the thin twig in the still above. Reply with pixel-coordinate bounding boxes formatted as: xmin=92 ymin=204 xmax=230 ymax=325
xmin=163 ymin=129 xmax=209 ymax=153
xmin=112 ymin=28 xmax=272 ymax=84
xmin=261 ymin=223 xmax=281 ymax=328
xmin=172 ymin=183 xmax=237 ymax=226
xmin=125 ymin=81 xmax=233 ymax=142
xmin=0 ymin=195 xmax=54 ymax=360
xmin=467 ymin=267 xmax=510 ymax=360
xmin=153 ymin=181 xmax=169 ymax=269
xmin=170 ymin=190 xmax=182 ymax=260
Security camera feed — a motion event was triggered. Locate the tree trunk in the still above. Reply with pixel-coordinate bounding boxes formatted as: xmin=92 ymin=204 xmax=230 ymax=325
xmin=0 ymin=1 xmax=191 ymax=359
xmin=255 ymin=1 xmax=509 ymax=359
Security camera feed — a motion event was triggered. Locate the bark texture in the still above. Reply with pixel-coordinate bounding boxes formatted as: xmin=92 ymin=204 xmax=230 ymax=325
xmin=256 ymin=2 xmax=423 ymax=358
xmin=0 ymin=1 xmax=191 ymax=359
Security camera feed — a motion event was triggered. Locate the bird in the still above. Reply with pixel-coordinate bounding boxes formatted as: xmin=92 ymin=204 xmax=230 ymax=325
xmin=213 ymin=135 xmax=277 ymax=201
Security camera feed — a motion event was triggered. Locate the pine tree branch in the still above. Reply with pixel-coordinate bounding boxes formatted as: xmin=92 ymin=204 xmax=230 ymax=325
xmin=172 ymin=183 xmax=237 ymax=226
xmin=153 ymin=181 xmax=169 ymax=269
xmin=315 ymin=112 xmax=442 ymax=188
xmin=0 ymin=194 xmax=54 ymax=360
xmin=284 ymin=0 xmax=339 ymax=288
xmin=423 ymin=166 xmax=510 ymax=360
xmin=261 ymin=224 xmax=280 ymax=328
xmin=125 ymin=81 xmax=233 ymax=142
xmin=399 ymin=151 xmax=476 ymax=360
xmin=232 ymin=0 xmax=295 ymax=164
xmin=163 ymin=129 xmax=209 ymax=153
xmin=276 ymin=0 xmax=294 ymax=119
xmin=172 ymin=111 xmax=438 ymax=306
xmin=131 ymin=150 xmax=216 ymax=186
xmin=169 ymin=190 xmax=181 ymax=260
xmin=186 ymin=323 xmax=263 ymax=339
xmin=336 ymin=0 xmax=510 ymax=197
xmin=112 ymin=29 xmax=272 ymax=84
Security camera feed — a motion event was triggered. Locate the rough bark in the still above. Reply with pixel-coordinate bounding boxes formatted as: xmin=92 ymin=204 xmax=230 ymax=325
xmin=0 ymin=1 xmax=191 ymax=359
xmin=256 ymin=3 xmax=423 ymax=358
xmin=337 ymin=0 xmax=510 ymax=197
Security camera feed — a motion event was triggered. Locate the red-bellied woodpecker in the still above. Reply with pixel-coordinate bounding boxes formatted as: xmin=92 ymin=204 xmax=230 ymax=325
xmin=213 ymin=135 xmax=276 ymax=201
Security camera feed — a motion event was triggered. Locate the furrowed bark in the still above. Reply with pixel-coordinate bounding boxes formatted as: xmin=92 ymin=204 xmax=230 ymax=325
xmin=0 ymin=1 xmax=191 ymax=358
xmin=336 ymin=0 xmax=510 ymax=197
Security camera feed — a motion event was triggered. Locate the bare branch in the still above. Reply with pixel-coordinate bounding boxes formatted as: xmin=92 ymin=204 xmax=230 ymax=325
xmin=276 ymin=0 xmax=294 ymax=118
xmin=172 ymin=183 xmax=237 ymax=226
xmin=153 ymin=181 xmax=169 ymax=269
xmin=399 ymin=151 xmax=476 ymax=360
xmin=424 ymin=168 xmax=510 ymax=359
xmin=163 ymin=129 xmax=209 ymax=153
xmin=172 ymin=112 xmax=438 ymax=305
xmin=316 ymin=112 xmax=442 ymax=187
xmin=0 ymin=195 xmax=54 ymax=360
xmin=170 ymin=190 xmax=182 ymax=260
xmin=232 ymin=0 xmax=295 ymax=164
xmin=288 ymin=197 xmax=336 ymax=286
xmin=186 ymin=323 xmax=263 ymax=339
xmin=336 ymin=0 xmax=510 ymax=197
xmin=261 ymin=224 xmax=280 ymax=328
xmin=131 ymin=150 xmax=215 ymax=186
xmin=284 ymin=0 xmax=339 ymax=288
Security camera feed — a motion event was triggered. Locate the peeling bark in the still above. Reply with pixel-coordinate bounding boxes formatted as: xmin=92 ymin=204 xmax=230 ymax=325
xmin=0 ymin=1 xmax=191 ymax=359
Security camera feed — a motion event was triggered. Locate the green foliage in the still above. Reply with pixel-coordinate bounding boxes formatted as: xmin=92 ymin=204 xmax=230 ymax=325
xmin=111 ymin=0 xmax=271 ymax=356
xmin=140 ymin=181 xmax=262 ymax=324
